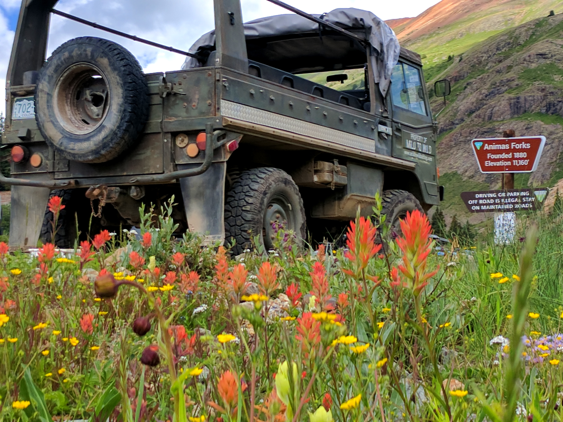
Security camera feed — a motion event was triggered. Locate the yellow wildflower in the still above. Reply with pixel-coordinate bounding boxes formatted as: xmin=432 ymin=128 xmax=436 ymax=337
xmin=33 ymin=322 xmax=48 ymax=330
xmin=550 ymin=359 xmax=560 ymax=366
xmin=58 ymin=368 xmax=66 ymax=375
xmin=56 ymin=295 xmax=62 ymax=299
xmin=340 ymin=394 xmax=361 ymax=410
xmin=98 ymin=311 xmax=108 ymax=316
xmin=332 ymin=336 xmax=357 ymax=346
xmin=528 ymin=312 xmax=540 ymax=319
xmin=376 ymin=358 xmax=388 ymax=368
xmin=90 ymin=346 xmax=100 ymax=351
xmin=512 ymin=275 xmax=520 ymax=281
xmin=62 ymin=337 xmax=68 ymax=342
xmin=503 ymin=345 xmax=510 ymax=353
xmin=450 ymin=390 xmax=468 ymax=398
xmin=439 ymin=322 xmax=451 ymax=328
xmin=124 ymin=275 xmax=136 ymax=281
xmin=160 ymin=285 xmax=174 ymax=292
xmin=506 ymin=315 xmax=513 ymax=319
xmin=137 ymin=278 xmax=145 ymax=283
xmin=522 ymin=352 xmax=527 ymax=357
xmin=0 ymin=314 xmax=9 ymax=327
xmin=382 ymin=308 xmax=391 ymax=313
xmin=52 ymin=331 xmax=61 ymax=336
xmin=63 ymin=379 xmax=70 ymax=383
xmin=217 ymin=333 xmax=236 ymax=343
xmin=69 ymin=337 xmax=79 ymax=347
xmin=8 ymin=337 xmax=18 ymax=343
xmin=538 ymin=344 xmax=549 ymax=351
xmin=188 ymin=416 xmax=205 ymax=422
xmin=48 ymin=277 xmax=54 ymax=283
xmin=45 ymin=373 xmax=52 ymax=377
xmin=147 ymin=286 xmax=159 ymax=292
xmin=281 ymin=316 xmax=296 ymax=321
xmin=189 ymin=367 xmax=203 ymax=376
xmin=12 ymin=401 xmax=31 ymax=410
xmin=311 ymin=312 xmax=337 ymax=322
xmin=113 ymin=272 xmax=123 ymax=277
xmin=490 ymin=273 xmax=503 ymax=279
xmin=530 ymin=331 xmax=541 ymax=336
xmin=0 ymin=339 xmax=4 ymax=344
xmin=377 ymin=322 xmax=385 ymax=329
xmin=42 ymin=350 xmax=49 ymax=356
xmin=350 ymin=343 xmax=370 ymax=354
xmin=10 ymin=269 xmax=22 ymax=275
xmin=94 ymin=298 xmax=101 ymax=302
xmin=498 ymin=277 xmax=509 ymax=284
xmin=540 ymin=353 xmax=550 ymax=358
xmin=241 ymin=294 xmax=268 ymax=302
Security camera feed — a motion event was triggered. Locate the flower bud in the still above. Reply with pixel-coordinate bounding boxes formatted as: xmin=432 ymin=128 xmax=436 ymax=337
xmin=132 ymin=316 xmax=152 ymax=337
xmin=140 ymin=345 xmax=160 ymax=367
xmin=94 ymin=274 xmax=120 ymax=299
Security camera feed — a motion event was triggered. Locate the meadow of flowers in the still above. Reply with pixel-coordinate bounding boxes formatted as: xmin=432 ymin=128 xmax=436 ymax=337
xmin=1 ymin=195 xmax=562 ymax=421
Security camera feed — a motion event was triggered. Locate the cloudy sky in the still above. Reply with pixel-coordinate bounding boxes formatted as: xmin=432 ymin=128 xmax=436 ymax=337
xmin=0 ymin=0 xmax=441 ymax=116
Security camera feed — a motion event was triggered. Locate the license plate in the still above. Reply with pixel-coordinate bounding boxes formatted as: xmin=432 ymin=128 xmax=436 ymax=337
xmin=12 ymin=97 xmax=35 ymax=120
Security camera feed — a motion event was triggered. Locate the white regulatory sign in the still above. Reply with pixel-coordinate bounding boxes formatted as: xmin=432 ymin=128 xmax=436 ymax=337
xmin=12 ymin=97 xmax=35 ymax=120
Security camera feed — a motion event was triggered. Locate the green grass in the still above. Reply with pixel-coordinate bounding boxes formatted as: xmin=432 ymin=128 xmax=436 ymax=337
xmin=518 ymin=63 xmax=563 ymax=87
xmin=513 ymin=112 xmax=563 ymax=126
xmin=438 ymin=172 xmax=490 ymax=215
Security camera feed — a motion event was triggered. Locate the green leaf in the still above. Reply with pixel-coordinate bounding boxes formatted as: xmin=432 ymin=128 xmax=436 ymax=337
xmin=134 ymin=367 xmax=146 ymax=422
xmin=90 ymin=382 xmax=121 ymax=422
xmin=20 ymin=367 xmax=52 ymax=422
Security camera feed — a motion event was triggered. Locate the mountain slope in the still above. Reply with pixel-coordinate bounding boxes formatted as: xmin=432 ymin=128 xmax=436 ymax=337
xmin=431 ymin=13 xmax=563 ymax=219
xmin=392 ymin=0 xmax=562 ymax=70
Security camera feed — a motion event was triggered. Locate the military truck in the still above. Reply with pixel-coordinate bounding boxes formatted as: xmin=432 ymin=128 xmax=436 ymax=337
xmin=3 ymin=0 xmax=445 ymax=254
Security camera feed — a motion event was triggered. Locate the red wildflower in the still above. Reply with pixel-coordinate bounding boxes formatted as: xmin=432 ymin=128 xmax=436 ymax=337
xmin=168 ymin=325 xmax=188 ymax=343
xmin=344 ymin=216 xmax=381 ymax=274
xmin=337 ymin=293 xmax=350 ymax=308
xmin=310 ymin=262 xmax=334 ymax=311
xmin=38 ymin=243 xmax=55 ymax=263
xmin=226 ymin=264 xmax=249 ymax=300
xmin=295 ymin=312 xmax=321 ymax=357
xmin=180 ymin=271 xmax=200 ymax=294
xmin=286 ymin=283 xmax=302 ymax=307
xmin=99 ymin=268 xmax=109 ymax=276
xmin=218 ymin=371 xmax=238 ymax=409
xmin=257 ymin=262 xmax=280 ymax=296
xmin=80 ymin=313 xmax=94 ymax=334
xmin=215 ymin=246 xmax=229 ymax=284
xmin=0 ymin=242 xmax=8 ymax=257
xmin=396 ymin=210 xmax=438 ymax=296
xmin=141 ymin=232 xmax=152 ymax=248
xmin=172 ymin=252 xmax=184 ymax=266
xmin=92 ymin=230 xmax=111 ymax=250
xmin=323 ymin=393 xmax=333 ymax=411
xmin=4 ymin=299 xmax=16 ymax=309
xmin=78 ymin=241 xmax=95 ymax=269
xmin=48 ymin=196 xmax=65 ymax=215
xmin=317 ymin=244 xmax=326 ymax=262
xmin=0 ymin=278 xmax=8 ymax=292
xmin=32 ymin=274 xmax=41 ymax=286
xmin=129 ymin=251 xmax=145 ymax=269
xmin=164 ymin=271 xmax=177 ymax=285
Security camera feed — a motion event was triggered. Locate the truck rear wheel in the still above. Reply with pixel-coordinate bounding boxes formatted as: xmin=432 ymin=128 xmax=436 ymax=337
xmin=35 ymin=37 xmax=149 ymax=163
xmin=224 ymin=168 xmax=306 ymax=256
xmin=381 ymin=189 xmax=424 ymax=237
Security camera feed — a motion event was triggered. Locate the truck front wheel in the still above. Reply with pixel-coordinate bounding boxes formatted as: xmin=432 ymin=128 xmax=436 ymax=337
xmin=381 ymin=189 xmax=424 ymax=237
xmin=224 ymin=168 xmax=306 ymax=256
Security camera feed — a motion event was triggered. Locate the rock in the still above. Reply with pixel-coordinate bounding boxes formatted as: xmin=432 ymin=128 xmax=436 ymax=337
xmin=104 ymin=247 xmax=127 ymax=266
xmin=245 ymin=282 xmax=260 ymax=296
xmin=82 ymin=268 xmax=99 ymax=283
xmin=442 ymin=378 xmax=465 ymax=392
xmin=239 ymin=301 xmax=255 ymax=312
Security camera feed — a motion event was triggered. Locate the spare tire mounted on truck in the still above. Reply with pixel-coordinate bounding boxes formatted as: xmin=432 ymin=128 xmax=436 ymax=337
xmin=35 ymin=37 xmax=149 ymax=163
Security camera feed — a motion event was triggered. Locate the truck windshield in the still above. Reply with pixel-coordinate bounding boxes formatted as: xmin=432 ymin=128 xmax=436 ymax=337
xmin=300 ymin=69 xmax=365 ymax=92
xmin=391 ymin=62 xmax=427 ymax=116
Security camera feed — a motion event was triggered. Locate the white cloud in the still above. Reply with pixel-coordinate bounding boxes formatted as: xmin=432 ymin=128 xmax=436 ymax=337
xmin=0 ymin=0 xmax=441 ymax=116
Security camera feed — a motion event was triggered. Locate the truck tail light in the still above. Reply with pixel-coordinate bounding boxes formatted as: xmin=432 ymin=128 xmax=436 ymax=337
xmin=30 ymin=153 xmax=43 ymax=168
xmin=226 ymin=140 xmax=239 ymax=152
xmin=11 ymin=145 xmax=28 ymax=163
xmin=196 ymin=132 xmax=206 ymax=151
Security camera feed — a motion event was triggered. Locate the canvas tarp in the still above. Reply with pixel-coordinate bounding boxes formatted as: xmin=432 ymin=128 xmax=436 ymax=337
xmin=182 ymin=8 xmax=400 ymax=96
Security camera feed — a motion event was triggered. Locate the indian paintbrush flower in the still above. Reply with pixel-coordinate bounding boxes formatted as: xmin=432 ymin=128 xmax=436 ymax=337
xmin=217 ymin=370 xmax=238 ymax=409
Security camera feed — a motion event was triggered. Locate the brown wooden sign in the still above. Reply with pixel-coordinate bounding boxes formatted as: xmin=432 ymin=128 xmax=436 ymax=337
xmin=461 ymin=189 xmax=549 ymax=213
xmin=471 ymin=136 xmax=546 ymax=173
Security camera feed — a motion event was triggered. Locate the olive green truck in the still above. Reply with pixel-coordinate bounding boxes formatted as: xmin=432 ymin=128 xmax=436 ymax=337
xmin=3 ymin=0 xmax=444 ymax=254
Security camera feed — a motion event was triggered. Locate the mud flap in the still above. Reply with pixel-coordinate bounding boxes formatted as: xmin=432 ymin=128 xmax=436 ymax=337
xmin=179 ymin=162 xmax=226 ymax=244
xmin=9 ymin=186 xmax=51 ymax=249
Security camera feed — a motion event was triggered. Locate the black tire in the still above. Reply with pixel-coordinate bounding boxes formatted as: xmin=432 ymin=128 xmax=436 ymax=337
xmin=35 ymin=37 xmax=149 ymax=163
xmin=40 ymin=190 xmax=78 ymax=248
xmin=224 ymin=168 xmax=306 ymax=256
xmin=381 ymin=189 xmax=424 ymax=237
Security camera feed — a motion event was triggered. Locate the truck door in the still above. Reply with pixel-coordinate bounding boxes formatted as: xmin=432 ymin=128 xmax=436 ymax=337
xmin=389 ymin=60 xmax=439 ymax=203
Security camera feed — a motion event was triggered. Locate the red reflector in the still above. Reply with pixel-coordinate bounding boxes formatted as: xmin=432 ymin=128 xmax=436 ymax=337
xmin=196 ymin=132 xmax=207 ymax=150
xmin=227 ymin=140 xmax=239 ymax=152
xmin=11 ymin=145 xmax=27 ymax=163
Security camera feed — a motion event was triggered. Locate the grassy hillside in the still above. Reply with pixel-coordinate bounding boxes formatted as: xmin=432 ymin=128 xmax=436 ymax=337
xmin=425 ymin=13 xmax=563 ymax=222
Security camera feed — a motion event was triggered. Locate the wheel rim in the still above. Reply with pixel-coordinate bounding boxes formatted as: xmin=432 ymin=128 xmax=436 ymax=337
xmin=53 ymin=63 xmax=110 ymax=135
xmin=263 ymin=194 xmax=295 ymax=250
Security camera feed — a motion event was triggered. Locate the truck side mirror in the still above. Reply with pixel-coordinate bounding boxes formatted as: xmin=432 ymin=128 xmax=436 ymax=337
xmin=434 ymin=79 xmax=451 ymax=97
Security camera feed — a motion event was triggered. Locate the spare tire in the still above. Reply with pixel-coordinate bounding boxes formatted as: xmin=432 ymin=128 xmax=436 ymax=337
xmin=35 ymin=37 xmax=149 ymax=163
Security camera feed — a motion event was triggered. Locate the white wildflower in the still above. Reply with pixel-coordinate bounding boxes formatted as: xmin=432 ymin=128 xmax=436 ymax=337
xmin=489 ymin=336 xmax=509 ymax=347
xmin=192 ymin=304 xmax=208 ymax=316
